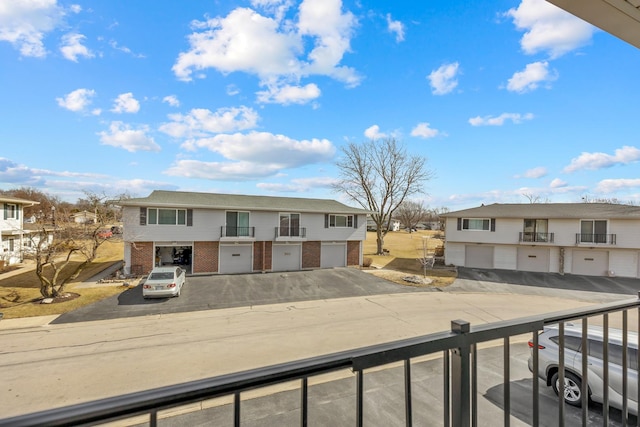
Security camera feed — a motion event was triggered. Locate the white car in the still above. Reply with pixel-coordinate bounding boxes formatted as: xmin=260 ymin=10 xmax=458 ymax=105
xmin=528 ymin=323 xmax=638 ymax=415
xmin=142 ymin=266 xmax=186 ymax=298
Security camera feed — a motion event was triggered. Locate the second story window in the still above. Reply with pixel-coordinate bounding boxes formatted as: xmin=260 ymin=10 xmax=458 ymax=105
xmin=4 ymin=203 xmax=18 ymax=220
xmin=147 ymin=208 xmax=187 ymax=225
xmin=226 ymin=211 xmax=250 ymax=237
xmin=522 ymin=219 xmax=549 ymax=242
xmin=279 ymin=213 xmax=300 ymax=237
xmin=580 ymin=220 xmax=607 ymax=243
xmin=457 ymin=218 xmax=496 ymax=232
xmin=329 ymin=214 xmax=353 ymax=228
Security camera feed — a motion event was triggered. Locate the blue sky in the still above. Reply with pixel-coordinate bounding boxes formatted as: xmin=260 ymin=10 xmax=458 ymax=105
xmin=1 ymin=0 xmax=639 ymax=210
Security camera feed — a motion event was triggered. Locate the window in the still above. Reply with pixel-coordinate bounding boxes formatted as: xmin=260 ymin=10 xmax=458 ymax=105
xmin=523 ymin=219 xmax=549 ymax=242
xmin=549 ymin=335 xmax=582 ymax=352
xmin=279 ymin=213 xmax=300 ymax=237
xmin=226 ymin=211 xmax=250 ymax=237
xmin=580 ymin=220 xmax=607 ymax=243
xmin=329 ymin=214 xmax=353 ymax=228
xmin=147 ymin=208 xmax=187 ymax=225
xmin=463 ymin=218 xmax=490 ymax=231
xmin=4 ymin=203 xmax=17 ymax=220
xmin=588 ymin=340 xmax=638 ymax=369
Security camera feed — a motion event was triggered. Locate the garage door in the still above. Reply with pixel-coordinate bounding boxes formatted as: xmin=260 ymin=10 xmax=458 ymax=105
xmin=321 ymin=243 xmax=346 ymax=268
xmin=272 ymin=244 xmax=301 ymax=272
xmin=465 ymin=245 xmax=494 ymax=269
xmin=572 ymin=250 xmax=608 ymax=276
xmin=517 ymin=247 xmax=550 ymax=272
xmin=219 ymin=244 xmax=253 ymax=274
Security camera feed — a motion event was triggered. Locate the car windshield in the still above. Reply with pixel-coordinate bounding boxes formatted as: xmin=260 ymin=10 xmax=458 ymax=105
xmin=149 ymin=272 xmax=174 ymax=280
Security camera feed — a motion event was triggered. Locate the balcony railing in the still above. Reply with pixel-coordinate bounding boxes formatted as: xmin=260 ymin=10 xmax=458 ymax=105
xmin=576 ymin=233 xmax=617 ymax=245
xmin=220 ymin=226 xmax=255 ymax=238
xmin=2 ymin=294 xmax=639 ymax=427
xmin=519 ymin=232 xmax=554 ymax=243
xmin=275 ymin=226 xmax=306 ymax=238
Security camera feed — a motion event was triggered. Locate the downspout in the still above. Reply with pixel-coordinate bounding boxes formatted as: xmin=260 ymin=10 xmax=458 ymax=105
xmin=262 ymin=241 xmax=266 ymax=273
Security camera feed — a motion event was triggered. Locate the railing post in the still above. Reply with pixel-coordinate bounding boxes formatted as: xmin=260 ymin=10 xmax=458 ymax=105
xmin=451 ymin=319 xmax=471 ymax=427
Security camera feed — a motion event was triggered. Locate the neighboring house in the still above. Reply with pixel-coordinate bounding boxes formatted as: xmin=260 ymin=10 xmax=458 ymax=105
xmin=366 ymin=218 xmax=401 ymax=232
xmin=118 ymin=190 xmax=371 ymax=276
xmin=442 ymin=203 xmax=640 ymax=278
xmin=1 ymin=196 xmax=39 ymax=266
xmin=72 ymin=210 xmax=97 ymax=224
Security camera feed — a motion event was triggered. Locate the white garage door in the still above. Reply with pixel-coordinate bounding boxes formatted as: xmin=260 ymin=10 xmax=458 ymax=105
xmin=321 ymin=243 xmax=346 ymax=268
xmin=272 ymin=244 xmax=301 ymax=272
xmin=219 ymin=244 xmax=253 ymax=274
xmin=465 ymin=245 xmax=494 ymax=269
xmin=517 ymin=247 xmax=550 ymax=273
xmin=572 ymin=250 xmax=608 ymax=276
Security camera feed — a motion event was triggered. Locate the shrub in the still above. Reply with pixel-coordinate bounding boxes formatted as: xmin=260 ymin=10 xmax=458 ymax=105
xmin=362 ymin=257 xmax=373 ymax=267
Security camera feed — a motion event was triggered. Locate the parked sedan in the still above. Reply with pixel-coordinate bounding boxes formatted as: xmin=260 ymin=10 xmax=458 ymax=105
xmin=142 ymin=266 xmax=186 ymax=298
xmin=528 ymin=323 xmax=638 ymax=415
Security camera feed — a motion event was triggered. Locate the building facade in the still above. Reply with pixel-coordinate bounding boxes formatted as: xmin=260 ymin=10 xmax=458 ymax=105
xmin=1 ymin=196 xmax=39 ymax=266
xmin=443 ymin=203 xmax=640 ymax=278
xmin=119 ymin=190 xmax=370 ymax=276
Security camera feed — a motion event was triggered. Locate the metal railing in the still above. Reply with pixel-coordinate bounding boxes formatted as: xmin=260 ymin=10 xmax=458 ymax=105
xmin=275 ymin=226 xmax=306 ymax=238
xmin=576 ymin=233 xmax=617 ymax=245
xmin=220 ymin=226 xmax=255 ymax=238
xmin=519 ymin=232 xmax=555 ymax=243
xmin=2 ymin=294 xmax=639 ymax=427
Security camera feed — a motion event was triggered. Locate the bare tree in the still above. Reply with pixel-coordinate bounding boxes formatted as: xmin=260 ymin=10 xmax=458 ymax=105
xmin=395 ymin=200 xmax=427 ymax=233
xmin=333 ymin=138 xmax=434 ymax=255
xmin=522 ymin=193 xmax=550 ymax=204
xmin=25 ymin=191 xmax=121 ymax=299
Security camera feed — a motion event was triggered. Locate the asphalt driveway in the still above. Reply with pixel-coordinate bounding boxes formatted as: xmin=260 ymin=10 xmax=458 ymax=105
xmin=52 ymin=268 xmax=432 ymax=324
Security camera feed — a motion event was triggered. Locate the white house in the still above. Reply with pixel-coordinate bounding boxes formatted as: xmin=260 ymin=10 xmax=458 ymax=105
xmin=442 ymin=203 xmax=640 ymax=278
xmin=1 ymin=196 xmax=39 ymax=266
xmin=118 ymin=190 xmax=371 ymax=276
xmin=72 ymin=210 xmax=97 ymax=224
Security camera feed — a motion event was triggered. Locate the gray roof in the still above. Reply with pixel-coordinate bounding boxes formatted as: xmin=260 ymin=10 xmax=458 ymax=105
xmin=118 ymin=190 xmax=372 ymax=214
xmin=442 ymin=203 xmax=640 ymax=219
xmin=0 ymin=196 xmax=39 ymax=206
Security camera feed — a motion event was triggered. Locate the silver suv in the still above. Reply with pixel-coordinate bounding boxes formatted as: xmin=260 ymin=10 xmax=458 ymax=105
xmin=528 ymin=323 xmax=638 ymax=415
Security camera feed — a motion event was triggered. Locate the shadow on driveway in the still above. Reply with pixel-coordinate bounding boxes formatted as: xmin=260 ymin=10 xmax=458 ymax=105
xmin=53 ymin=268 xmax=434 ymax=324
xmin=456 ymin=267 xmax=640 ymax=295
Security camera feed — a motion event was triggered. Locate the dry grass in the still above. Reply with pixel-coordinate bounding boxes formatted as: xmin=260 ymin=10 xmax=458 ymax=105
xmin=363 ymin=230 xmax=457 ymax=287
xmin=0 ymin=240 xmax=129 ymax=319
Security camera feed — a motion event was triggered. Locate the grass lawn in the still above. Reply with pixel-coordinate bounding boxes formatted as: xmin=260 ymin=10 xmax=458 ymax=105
xmin=0 ymin=240 xmax=129 ymax=319
xmin=363 ymin=230 xmax=457 ymax=287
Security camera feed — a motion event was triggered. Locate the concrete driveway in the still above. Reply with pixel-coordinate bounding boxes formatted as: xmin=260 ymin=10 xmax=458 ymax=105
xmin=52 ymin=268 xmax=433 ymax=324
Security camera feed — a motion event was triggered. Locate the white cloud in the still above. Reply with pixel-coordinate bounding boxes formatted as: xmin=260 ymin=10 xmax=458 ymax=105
xmin=109 ymin=40 xmax=145 ymax=58
xmin=256 ymin=83 xmax=321 ymax=104
xmin=506 ymin=61 xmax=556 ymax=93
xmin=162 ymin=95 xmax=180 ymax=107
xmin=469 ymin=112 xmax=534 ymax=126
xmin=111 ymin=93 xmax=140 ymax=114
xmin=518 ymin=166 xmax=547 ymax=179
xmin=159 ymin=106 xmax=259 ymax=139
xmin=411 ymin=122 xmax=440 ymax=139
xmin=56 ymin=88 xmax=96 ymax=112
xmin=0 ymin=0 xmax=64 ymax=57
xmin=59 ymin=32 xmax=93 ymax=61
xmin=595 ymin=178 xmax=640 ymax=193
xmin=386 ymin=14 xmax=405 ymax=42
xmin=164 ymin=130 xmax=335 ymax=181
xmin=226 ymin=84 xmax=240 ymax=96
xmin=181 ymin=131 xmax=335 ymax=168
xmin=550 ymin=178 xmax=567 ymax=188
xmin=506 ymin=0 xmax=595 ymax=59
xmin=98 ymin=121 xmax=160 ymax=152
xmin=70 ymin=4 xmax=82 ymax=14
xmin=172 ymin=1 xmax=360 ymax=100
xmin=257 ymin=176 xmax=337 ymax=192
xmin=564 ymin=146 xmax=640 ymax=173
xmin=428 ymin=62 xmax=459 ymax=95
xmin=364 ymin=125 xmax=387 ymax=139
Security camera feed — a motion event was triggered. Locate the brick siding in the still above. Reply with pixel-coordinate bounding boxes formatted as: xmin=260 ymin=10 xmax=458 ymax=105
xmin=302 ymin=241 xmax=321 ymax=269
xmin=129 ymin=242 xmax=153 ymax=275
xmin=193 ymin=241 xmax=218 ymax=274
xmin=253 ymin=241 xmax=273 ymax=271
xmin=347 ymin=241 xmax=360 ymax=266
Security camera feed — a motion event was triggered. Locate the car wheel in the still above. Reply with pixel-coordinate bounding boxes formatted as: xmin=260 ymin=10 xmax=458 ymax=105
xmin=551 ymin=371 xmax=584 ymax=407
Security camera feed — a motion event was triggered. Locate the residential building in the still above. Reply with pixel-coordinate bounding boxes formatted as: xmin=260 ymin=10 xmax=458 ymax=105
xmin=71 ymin=210 xmax=97 ymax=224
xmin=1 ymin=196 xmax=39 ymax=266
xmin=118 ymin=190 xmax=370 ymax=275
xmin=442 ymin=203 xmax=640 ymax=278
